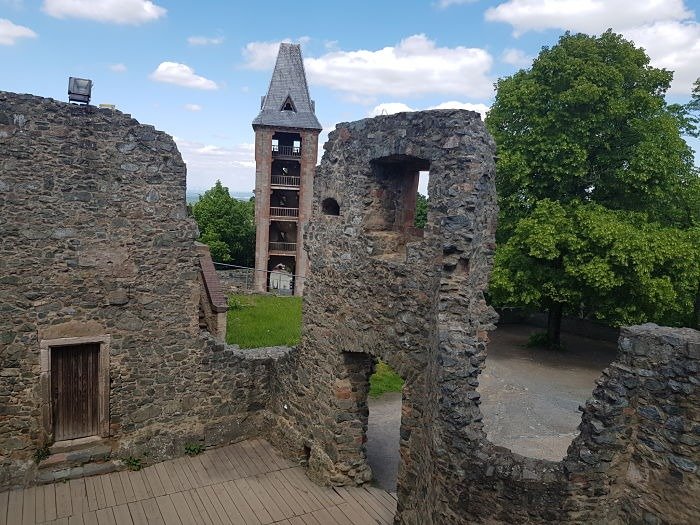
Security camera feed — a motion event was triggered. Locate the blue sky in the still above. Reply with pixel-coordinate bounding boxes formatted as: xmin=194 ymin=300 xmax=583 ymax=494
xmin=2 ymin=0 xmax=699 ymax=193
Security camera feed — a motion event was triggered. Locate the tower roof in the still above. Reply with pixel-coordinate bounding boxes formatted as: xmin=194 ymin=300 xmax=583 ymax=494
xmin=252 ymin=43 xmax=322 ymax=131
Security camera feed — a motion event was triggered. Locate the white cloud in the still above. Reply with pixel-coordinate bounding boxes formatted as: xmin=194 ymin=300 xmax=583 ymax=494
xmin=435 ymin=0 xmax=478 ymax=8
xmin=624 ymin=21 xmax=700 ymax=94
xmin=485 ymin=0 xmax=699 ymax=93
xmin=109 ymin=63 xmax=127 ymax=73
xmin=243 ymin=40 xmax=284 ymax=70
xmin=303 ymin=34 xmax=493 ymax=99
xmin=485 ymin=0 xmax=691 ymax=36
xmin=187 ymin=35 xmax=224 ymax=46
xmin=183 ymin=103 xmax=202 ymax=111
xmin=369 ymin=100 xmax=489 ymax=119
xmin=43 ymin=0 xmax=166 ymax=25
xmin=368 ymin=103 xmax=414 ymax=117
xmin=175 ymin=138 xmax=255 ymax=192
xmin=429 ymin=101 xmax=490 ymax=119
xmin=242 ymin=37 xmax=309 ymax=70
xmin=0 ymin=18 xmax=37 ymax=45
xmin=149 ymin=62 xmax=218 ymax=90
xmin=501 ymin=48 xmax=533 ymax=67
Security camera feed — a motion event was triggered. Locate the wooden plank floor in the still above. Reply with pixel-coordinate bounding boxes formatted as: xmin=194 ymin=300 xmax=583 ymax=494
xmin=0 ymin=439 xmax=396 ymax=524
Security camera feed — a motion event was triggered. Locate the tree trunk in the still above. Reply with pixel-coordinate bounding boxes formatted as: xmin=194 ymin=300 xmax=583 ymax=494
xmin=547 ymin=303 xmax=564 ymax=348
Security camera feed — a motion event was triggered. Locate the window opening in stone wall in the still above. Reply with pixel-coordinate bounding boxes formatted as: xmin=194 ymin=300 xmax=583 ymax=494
xmin=322 ymin=197 xmax=340 ymax=216
xmin=414 ymin=171 xmax=429 ymax=229
xmin=364 ymin=154 xmax=429 ymax=261
xmin=479 ymin=322 xmax=615 ymax=461
xmin=366 ymin=359 xmax=404 ymax=492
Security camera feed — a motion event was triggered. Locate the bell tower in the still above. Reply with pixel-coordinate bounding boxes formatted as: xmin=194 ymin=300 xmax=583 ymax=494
xmin=252 ymin=43 xmax=321 ymax=295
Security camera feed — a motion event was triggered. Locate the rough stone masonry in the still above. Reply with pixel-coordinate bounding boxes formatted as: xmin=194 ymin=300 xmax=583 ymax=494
xmin=1 ymin=92 xmax=698 ymax=524
xmin=0 ymin=91 xmax=289 ymax=488
xmin=266 ymin=110 xmax=700 ymax=524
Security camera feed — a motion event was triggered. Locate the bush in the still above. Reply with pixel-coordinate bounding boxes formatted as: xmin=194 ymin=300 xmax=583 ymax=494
xmin=184 ymin=443 xmax=205 ymax=456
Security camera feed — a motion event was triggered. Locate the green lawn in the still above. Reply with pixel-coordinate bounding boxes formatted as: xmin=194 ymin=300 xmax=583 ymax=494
xmin=226 ymin=293 xmax=403 ymax=396
xmin=369 ymin=361 xmax=404 ymax=398
xmin=226 ymin=294 xmax=302 ymax=349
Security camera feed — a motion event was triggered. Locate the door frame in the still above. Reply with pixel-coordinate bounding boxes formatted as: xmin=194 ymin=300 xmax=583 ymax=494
xmin=40 ymin=335 xmax=110 ymax=443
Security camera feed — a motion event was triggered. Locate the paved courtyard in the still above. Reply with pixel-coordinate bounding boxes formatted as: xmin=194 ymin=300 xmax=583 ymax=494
xmin=481 ymin=324 xmax=617 ymax=460
xmin=0 ymin=439 xmax=396 ymax=525
xmin=366 ymin=323 xmax=617 ymax=490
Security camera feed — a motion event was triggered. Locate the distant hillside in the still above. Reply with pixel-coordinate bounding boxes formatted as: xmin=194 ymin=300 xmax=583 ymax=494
xmin=187 ymin=190 xmax=253 ymax=204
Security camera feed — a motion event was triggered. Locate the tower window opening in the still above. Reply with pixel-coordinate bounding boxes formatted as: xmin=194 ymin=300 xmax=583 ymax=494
xmin=281 ymin=96 xmax=296 ymax=112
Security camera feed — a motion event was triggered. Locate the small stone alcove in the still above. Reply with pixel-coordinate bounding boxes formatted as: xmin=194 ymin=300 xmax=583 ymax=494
xmin=322 ymin=197 xmax=340 ymax=216
xmin=364 ymin=154 xmax=429 ymax=260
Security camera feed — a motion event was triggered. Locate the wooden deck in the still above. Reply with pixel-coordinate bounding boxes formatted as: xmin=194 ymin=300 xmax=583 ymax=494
xmin=0 ymin=439 xmax=396 ymax=525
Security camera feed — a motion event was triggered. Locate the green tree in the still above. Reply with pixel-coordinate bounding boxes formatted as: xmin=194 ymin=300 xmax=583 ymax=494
xmin=414 ymin=193 xmax=428 ymax=228
xmin=192 ymin=181 xmax=255 ymax=266
xmin=490 ymin=201 xmax=700 ymax=342
xmin=486 ymin=31 xmax=700 ymax=345
xmin=683 ymin=77 xmax=700 ymax=137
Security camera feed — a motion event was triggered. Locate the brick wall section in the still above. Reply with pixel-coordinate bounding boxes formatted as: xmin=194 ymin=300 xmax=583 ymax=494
xmin=0 ymin=91 xmax=287 ymax=489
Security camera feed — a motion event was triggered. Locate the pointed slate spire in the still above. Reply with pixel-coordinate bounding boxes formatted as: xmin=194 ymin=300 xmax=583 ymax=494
xmin=252 ymin=43 xmax=322 ymax=130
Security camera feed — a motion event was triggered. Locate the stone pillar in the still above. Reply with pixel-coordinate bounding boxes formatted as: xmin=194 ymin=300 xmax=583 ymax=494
xmin=331 ymin=352 xmax=375 ymax=483
xmin=253 ymin=128 xmax=273 ymax=292
xmin=295 ymin=130 xmax=319 ymax=296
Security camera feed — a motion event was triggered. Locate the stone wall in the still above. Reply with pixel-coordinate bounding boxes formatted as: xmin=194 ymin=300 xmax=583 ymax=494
xmin=268 ymin=110 xmax=700 ymax=524
xmin=0 ymin=91 xmax=287 ymax=489
xmin=2 ymin=92 xmax=697 ymax=522
xmin=266 ymin=108 xmax=498 ymax=508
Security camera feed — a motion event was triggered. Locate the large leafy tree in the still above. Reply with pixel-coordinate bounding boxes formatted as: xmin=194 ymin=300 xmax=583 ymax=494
xmin=192 ymin=181 xmax=255 ymax=266
xmin=486 ymin=31 xmax=700 ymax=345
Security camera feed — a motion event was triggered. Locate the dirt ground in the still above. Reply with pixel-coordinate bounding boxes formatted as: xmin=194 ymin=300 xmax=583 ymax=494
xmin=366 ymin=323 xmax=617 ymax=490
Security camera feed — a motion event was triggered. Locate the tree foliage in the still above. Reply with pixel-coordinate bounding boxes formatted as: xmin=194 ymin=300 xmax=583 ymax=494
xmin=485 ymin=31 xmax=700 ymax=343
xmin=192 ymin=181 xmax=255 ymax=266
xmin=415 ymin=192 xmax=428 ymax=228
xmin=490 ymin=200 xmax=699 ymax=328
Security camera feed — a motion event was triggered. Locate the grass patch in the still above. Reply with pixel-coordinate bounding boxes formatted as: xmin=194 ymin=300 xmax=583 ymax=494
xmin=369 ymin=361 xmax=404 ymax=398
xmin=226 ymin=294 xmax=302 ymax=349
xmin=226 ymin=294 xmax=403 ymax=397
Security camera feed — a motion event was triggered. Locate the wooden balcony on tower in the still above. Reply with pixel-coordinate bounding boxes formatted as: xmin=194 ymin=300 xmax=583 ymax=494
xmin=270 ymin=207 xmax=299 ymax=219
xmin=269 ymin=241 xmax=297 ymax=254
xmin=271 ymin=174 xmax=301 ymax=188
xmin=272 ymin=144 xmax=301 ymax=159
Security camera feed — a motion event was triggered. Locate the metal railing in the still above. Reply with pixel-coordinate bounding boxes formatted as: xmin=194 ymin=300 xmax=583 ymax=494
xmin=271 ymin=174 xmax=301 ymax=187
xmin=270 ymin=207 xmax=299 ymax=218
xmin=269 ymin=242 xmax=297 ymax=252
xmin=272 ymin=145 xmax=301 ymax=157
xmin=214 ymin=262 xmax=306 ymax=294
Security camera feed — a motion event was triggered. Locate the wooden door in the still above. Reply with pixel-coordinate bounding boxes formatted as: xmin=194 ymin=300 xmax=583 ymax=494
xmin=51 ymin=343 xmax=99 ymax=441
